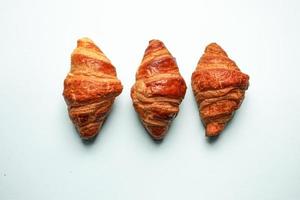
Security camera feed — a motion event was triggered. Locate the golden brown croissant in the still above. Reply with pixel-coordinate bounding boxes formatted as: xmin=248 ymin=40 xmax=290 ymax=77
xmin=63 ymin=38 xmax=123 ymax=140
xmin=191 ymin=43 xmax=249 ymax=137
xmin=131 ymin=40 xmax=187 ymax=140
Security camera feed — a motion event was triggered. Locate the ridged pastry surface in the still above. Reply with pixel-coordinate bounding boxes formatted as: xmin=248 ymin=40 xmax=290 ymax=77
xmin=63 ymin=38 xmax=123 ymax=139
xmin=192 ymin=43 xmax=249 ymax=137
xmin=131 ymin=40 xmax=187 ymax=140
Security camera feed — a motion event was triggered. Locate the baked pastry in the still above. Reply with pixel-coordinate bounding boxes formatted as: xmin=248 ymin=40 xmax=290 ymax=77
xmin=63 ymin=38 xmax=123 ymax=140
xmin=191 ymin=43 xmax=249 ymax=137
xmin=131 ymin=40 xmax=187 ymax=140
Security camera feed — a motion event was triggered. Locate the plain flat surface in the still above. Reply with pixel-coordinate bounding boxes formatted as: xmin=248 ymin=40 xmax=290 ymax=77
xmin=0 ymin=0 xmax=300 ymax=199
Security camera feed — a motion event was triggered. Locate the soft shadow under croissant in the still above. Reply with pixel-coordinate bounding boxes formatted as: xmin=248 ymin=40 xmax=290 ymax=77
xmin=63 ymin=38 xmax=123 ymax=140
xmin=191 ymin=43 xmax=249 ymax=137
xmin=131 ymin=39 xmax=187 ymax=140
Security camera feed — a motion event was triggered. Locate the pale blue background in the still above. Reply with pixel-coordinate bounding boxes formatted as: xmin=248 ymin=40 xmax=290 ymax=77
xmin=0 ymin=0 xmax=300 ymax=199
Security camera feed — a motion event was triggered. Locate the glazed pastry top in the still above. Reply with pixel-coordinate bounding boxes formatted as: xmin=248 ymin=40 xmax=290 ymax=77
xmin=192 ymin=43 xmax=249 ymax=136
xmin=131 ymin=40 xmax=186 ymax=140
xmin=63 ymin=38 xmax=122 ymax=139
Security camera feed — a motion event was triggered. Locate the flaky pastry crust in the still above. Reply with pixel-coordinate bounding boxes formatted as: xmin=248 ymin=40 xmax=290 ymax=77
xmin=131 ymin=40 xmax=187 ymax=140
xmin=63 ymin=38 xmax=122 ymax=139
xmin=191 ymin=43 xmax=249 ymax=137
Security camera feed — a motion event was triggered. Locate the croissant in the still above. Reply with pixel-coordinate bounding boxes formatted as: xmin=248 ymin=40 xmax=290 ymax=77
xmin=131 ymin=40 xmax=187 ymax=140
xmin=191 ymin=43 xmax=249 ymax=137
xmin=63 ymin=38 xmax=123 ymax=140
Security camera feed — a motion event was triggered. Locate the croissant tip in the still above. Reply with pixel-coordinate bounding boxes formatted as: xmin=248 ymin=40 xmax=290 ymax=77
xmin=206 ymin=42 xmax=221 ymax=49
xmin=80 ymin=134 xmax=97 ymax=140
xmin=149 ymin=39 xmax=163 ymax=44
xmin=78 ymin=37 xmax=94 ymax=43
xmin=76 ymin=37 xmax=95 ymax=48
xmin=76 ymin=123 xmax=102 ymax=140
xmin=208 ymin=42 xmax=219 ymax=46
xmin=151 ymin=135 xmax=165 ymax=141
xmin=203 ymin=43 xmax=228 ymax=57
xmin=205 ymin=122 xmax=225 ymax=137
xmin=147 ymin=39 xmax=165 ymax=49
xmin=142 ymin=39 xmax=169 ymax=59
xmin=146 ymin=126 xmax=168 ymax=140
xmin=79 ymin=131 xmax=99 ymax=140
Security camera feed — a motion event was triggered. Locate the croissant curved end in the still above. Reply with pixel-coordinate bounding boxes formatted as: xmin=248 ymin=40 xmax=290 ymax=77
xmin=149 ymin=39 xmax=163 ymax=45
xmin=78 ymin=37 xmax=94 ymax=43
xmin=144 ymin=39 xmax=166 ymax=54
xmin=146 ymin=126 xmax=168 ymax=141
xmin=78 ymin=123 xmax=102 ymax=140
xmin=77 ymin=37 xmax=94 ymax=47
xmin=206 ymin=122 xmax=225 ymax=137
xmin=205 ymin=42 xmax=227 ymax=56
